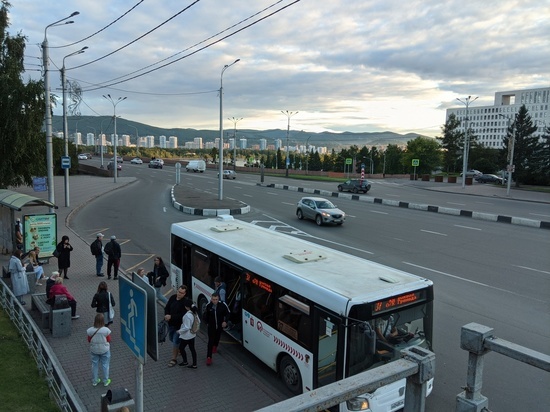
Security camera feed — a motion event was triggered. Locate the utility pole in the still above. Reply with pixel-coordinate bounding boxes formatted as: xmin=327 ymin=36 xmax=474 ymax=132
xmin=456 ymin=96 xmax=478 ymax=188
xmin=228 ymin=117 xmax=243 ymax=172
xmin=281 ymin=110 xmax=298 ymax=177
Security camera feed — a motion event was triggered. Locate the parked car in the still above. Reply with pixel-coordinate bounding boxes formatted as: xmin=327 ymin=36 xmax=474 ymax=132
xmin=130 ymin=157 xmax=143 ymax=164
xmin=337 ymin=179 xmax=371 ymax=194
xmin=107 ymin=161 xmax=121 ymax=171
xmin=218 ymin=170 xmax=237 ymax=179
xmin=77 ymin=153 xmax=88 ymax=160
xmin=111 ymin=156 xmax=123 ymax=163
xmin=460 ymin=169 xmax=482 ymax=177
xmin=475 ymin=174 xmax=505 ymax=184
xmin=296 ymin=197 xmax=346 ymax=226
xmin=148 ymin=159 xmax=163 ymax=169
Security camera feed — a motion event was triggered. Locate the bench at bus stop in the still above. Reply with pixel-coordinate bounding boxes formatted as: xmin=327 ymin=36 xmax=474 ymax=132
xmin=31 ymin=293 xmax=71 ymax=337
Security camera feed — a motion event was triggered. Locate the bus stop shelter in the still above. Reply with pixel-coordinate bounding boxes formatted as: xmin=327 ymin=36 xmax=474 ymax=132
xmin=0 ymin=189 xmax=57 ymax=255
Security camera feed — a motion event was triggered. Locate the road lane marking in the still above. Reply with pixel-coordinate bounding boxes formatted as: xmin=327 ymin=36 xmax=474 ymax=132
xmin=282 ymin=202 xmax=295 ymax=206
xmin=513 ymin=265 xmax=550 ymax=275
xmin=420 ymin=229 xmax=447 ymax=236
xmin=454 ymin=224 xmax=482 ymax=231
xmin=370 ymin=210 xmax=389 ymax=215
xmin=243 ymin=194 xmax=253 ymax=197
xmin=267 ymin=192 xmax=278 ymax=195
xmin=447 ymin=202 xmax=466 ymax=206
xmin=530 ymin=213 xmax=550 ymax=218
xmin=403 ymin=262 xmax=546 ymax=302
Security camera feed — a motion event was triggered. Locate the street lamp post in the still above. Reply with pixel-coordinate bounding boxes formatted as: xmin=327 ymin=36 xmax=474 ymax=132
xmin=75 ymin=119 xmax=81 ymax=149
xmin=42 ymin=11 xmax=79 ymax=211
xmin=228 ymin=117 xmax=243 ymax=171
xmin=281 ymin=110 xmax=298 ymax=177
xmin=456 ymin=96 xmax=478 ymax=188
xmin=61 ymin=46 xmax=87 ymax=207
xmin=499 ymin=113 xmax=515 ymax=196
xmin=103 ymin=95 xmax=127 ymax=183
xmin=305 ymin=136 xmax=311 ymax=175
xmin=99 ymin=118 xmax=108 ymax=168
xmin=218 ymin=59 xmax=240 ymax=200
xmin=127 ymin=124 xmax=139 ymax=156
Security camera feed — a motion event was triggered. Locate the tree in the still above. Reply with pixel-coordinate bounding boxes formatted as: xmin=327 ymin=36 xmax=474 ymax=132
xmin=0 ymin=1 xmax=46 ymax=188
xmin=529 ymin=124 xmax=550 ymax=185
xmin=501 ymin=105 xmax=539 ymax=187
xmin=436 ymin=114 xmax=463 ymax=173
xmin=402 ymin=136 xmax=442 ymax=175
xmin=384 ymin=144 xmax=405 ymax=174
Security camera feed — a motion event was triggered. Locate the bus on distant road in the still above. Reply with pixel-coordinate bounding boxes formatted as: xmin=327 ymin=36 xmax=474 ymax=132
xmin=170 ymin=216 xmax=434 ymax=411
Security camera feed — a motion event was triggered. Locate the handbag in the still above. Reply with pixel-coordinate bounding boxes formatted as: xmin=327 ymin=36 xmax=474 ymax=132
xmin=53 ymin=248 xmax=60 ymax=258
xmin=108 ymin=292 xmax=115 ymax=321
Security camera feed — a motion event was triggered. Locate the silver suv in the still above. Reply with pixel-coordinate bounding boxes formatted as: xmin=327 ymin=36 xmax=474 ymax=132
xmin=296 ymin=197 xmax=346 ymax=226
xmin=337 ymin=179 xmax=371 ymax=194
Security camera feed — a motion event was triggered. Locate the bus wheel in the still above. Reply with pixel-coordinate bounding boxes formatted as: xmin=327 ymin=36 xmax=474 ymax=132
xmin=280 ymin=355 xmax=302 ymax=395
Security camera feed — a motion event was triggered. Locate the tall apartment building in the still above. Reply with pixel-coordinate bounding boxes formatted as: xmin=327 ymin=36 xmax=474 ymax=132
xmin=169 ymin=136 xmax=178 ymax=149
xmin=446 ymin=87 xmax=549 ymax=149
xmin=159 ymin=135 xmax=167 ymax=148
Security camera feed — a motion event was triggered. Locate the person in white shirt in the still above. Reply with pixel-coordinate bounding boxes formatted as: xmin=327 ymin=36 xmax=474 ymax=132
xmin=86 ymin=313 xmax=112 ymax=387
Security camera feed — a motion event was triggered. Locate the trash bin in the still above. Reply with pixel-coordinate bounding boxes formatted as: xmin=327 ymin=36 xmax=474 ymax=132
xmin=50 ymin=294 xmax=71 ymax=338
xmin=465 ymin=177 xmax=473 ymax=185
xmin=422 ymin=174 xmax=430 ymax=181
xmin=101 ymin=388 xmax=135 ymax=412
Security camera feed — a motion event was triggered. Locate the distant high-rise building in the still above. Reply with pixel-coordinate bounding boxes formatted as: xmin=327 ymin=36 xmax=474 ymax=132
xmin=146 ymin=136 xmax=155 ymax=148
xmin=229 ymin=138 xmax=236 ymax=149
xmin=446 ymin=87 xmax=549 ymax=149
xmin=121 ymin=134 xmax=131 ymax=147
xmin=159 ymin=135 xmax=167 ymax=148
xmin=259 ymin=138 xmax=267 ymax=150
xmin=239 ymin=138 xmax=247 ymax=149
xmin=169 ymin=136 xmax=178 ymax=149
xmin=193 ymin=137 xmax=203 ymax=149
xmin=86 ymin=133 xmax=95 ymax=146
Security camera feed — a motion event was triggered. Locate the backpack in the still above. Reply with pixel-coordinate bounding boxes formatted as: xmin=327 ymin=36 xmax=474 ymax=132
xmin=191 ymin=313 xmax=200 ymax=334
xmin=157 ymin=320 xmax=169 ymax=344
xmin=90 ymin=241 xmax=100 ymax=256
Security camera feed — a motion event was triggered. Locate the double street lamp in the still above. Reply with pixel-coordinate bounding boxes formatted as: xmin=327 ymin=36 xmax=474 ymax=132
xmin=228 ymin=117 xmax=243 ymax=171
xmin=61 ymin=46 xmax=87 ymax=207
xmin=218 ymin=59 xmax=240 ymax=200
xmin=103 ymin=95 xmax=127 ymax=183
xmin=42 ymin=11 xmax=79 ymax=211
xmin=281 ymin=110 xmax=298 ymax=177
xmin=456 ymin=95 xmax=478 ymax=188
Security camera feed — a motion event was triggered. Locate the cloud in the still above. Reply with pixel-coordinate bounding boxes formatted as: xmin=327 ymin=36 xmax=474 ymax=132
xmin=7 ymin=0 xmax=549 ymax=137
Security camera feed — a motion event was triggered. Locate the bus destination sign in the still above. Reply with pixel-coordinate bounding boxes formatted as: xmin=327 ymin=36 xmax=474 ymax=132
xmin=372 ymin=290 xmax=426 ymax=315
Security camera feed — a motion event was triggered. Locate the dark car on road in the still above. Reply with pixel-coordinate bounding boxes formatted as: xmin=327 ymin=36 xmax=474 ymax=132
xmin=337 ymin=179 xmax=371 ymax=194
xmin=296 ymin=197 xmax=346 ymax=226
xmin=148 ymin=159 xmax=164 ymax=169
xmin=107 ymin=161 xmax=121 ymax=171
xmin=475 ymin=174 xmax=505 ymax=184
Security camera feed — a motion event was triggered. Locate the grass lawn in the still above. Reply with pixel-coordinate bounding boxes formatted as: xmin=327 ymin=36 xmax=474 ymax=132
xmin=0 ymin=309 xmax=59 ymax=411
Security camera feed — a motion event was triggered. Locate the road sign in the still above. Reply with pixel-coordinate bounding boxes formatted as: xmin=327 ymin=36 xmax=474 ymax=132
xmin=132 ymin=272 xmax=159 ymax=361
xmin=32 ymin=177 xmax=47 ymax=192
xmin=119 ymin=276 xmax=147 ymax=364
xmin=412 ymin=159 xmax=420 ymax=167
xmin=345 ymin=158 xmax=352 ymax=165
xmin=61 ymin=156 xmax=71 ymax=169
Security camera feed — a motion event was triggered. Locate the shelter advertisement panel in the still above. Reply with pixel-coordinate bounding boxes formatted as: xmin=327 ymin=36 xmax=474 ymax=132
xmin=23 ymin=213 xmax=57 ymax=256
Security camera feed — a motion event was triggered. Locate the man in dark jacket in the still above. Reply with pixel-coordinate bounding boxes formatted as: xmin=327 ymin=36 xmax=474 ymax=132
xmin=164 ymin=285 xmax=188 ymax=366
xmin=104 ymin=235 xmax=121 ymax=280
xmin=91 ymin=233 xmax=105 ymax=277
xmin=203 ymin=292 xmax=230 ymax=366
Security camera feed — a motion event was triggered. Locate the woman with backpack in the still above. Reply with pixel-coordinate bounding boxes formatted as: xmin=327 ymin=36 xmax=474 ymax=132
xmin=177 ymin=299 xmax=199 ymax=369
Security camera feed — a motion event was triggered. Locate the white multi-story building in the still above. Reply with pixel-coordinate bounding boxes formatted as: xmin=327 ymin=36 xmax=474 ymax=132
xmin=169 ymin=136 xmax=178 ymax=149
xmin=146 ymin=136 xmax=155 ymax=148
xmin=121 ymin=134 xmax=131 ymax=147
xmin=259 ymin=138 xmax=267 ymax=150
xmin=239 ymin=138 xmax=247 ymax=149
xmin=159 ymin=135 xmax=167 ymax=148
xmin=193 ymin=137 xmax=203 ymax=149
xmin=86 ymin=133 xmax=95 ymax=146
xmin=446 ymin=87 xmax=549 ymax=149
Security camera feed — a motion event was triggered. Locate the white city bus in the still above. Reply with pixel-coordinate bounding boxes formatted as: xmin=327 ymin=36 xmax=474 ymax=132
xmin=170 ymin=217 xmax=434 ymax=411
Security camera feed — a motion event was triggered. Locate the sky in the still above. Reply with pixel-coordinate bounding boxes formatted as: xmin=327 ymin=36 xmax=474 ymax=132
xmin=6 ymin=0 xmax=550 ymax=137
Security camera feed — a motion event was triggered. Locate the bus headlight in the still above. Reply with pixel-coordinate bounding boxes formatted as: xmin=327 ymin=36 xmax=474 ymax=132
xmin=346 ymin=397 xmax=370 ymax=411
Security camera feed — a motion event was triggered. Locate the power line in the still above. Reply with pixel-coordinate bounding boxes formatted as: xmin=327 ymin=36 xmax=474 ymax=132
xmin=82 ymin=0 xmax=301 ymax=92
xmin=49 ymin=0 xmax=146 ymax=49
xmin=69 ymin=0 xmax=201 ymax=71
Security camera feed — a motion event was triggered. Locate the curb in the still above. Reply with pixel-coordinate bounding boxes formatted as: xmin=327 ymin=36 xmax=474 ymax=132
xmin=260 ymin=183 xmax=550 ymax=230
xmin=170 ymin=185 xmax=250 ymax=216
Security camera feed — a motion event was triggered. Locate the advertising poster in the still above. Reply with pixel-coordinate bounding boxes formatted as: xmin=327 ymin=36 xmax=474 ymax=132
xmin=23 ymin=213 xmax=57 ymax=256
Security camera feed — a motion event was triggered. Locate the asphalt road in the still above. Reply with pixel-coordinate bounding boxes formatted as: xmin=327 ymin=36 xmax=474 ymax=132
xmin=73 ymin=161 xmax=550 ymax=411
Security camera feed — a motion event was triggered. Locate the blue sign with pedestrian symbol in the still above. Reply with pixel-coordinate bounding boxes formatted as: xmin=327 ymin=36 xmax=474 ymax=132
xmin=119 ymin=277 xmax=147 ymax=364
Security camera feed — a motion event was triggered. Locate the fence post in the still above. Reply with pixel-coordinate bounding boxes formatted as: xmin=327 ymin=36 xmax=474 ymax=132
xmin=456 ymin=323 xmax=491 ymax=412
xmin=402 ymin=347 xmax=436 ymax=412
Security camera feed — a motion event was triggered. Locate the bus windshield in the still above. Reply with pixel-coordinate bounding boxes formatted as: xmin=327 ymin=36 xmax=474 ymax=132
xmin=347 ymin=302 xmax=432 ymax=377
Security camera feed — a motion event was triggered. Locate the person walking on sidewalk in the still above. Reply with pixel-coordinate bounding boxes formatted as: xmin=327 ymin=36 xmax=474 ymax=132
xmin=203 ymin=292 xmax=230 ymax=366
xmin=177 ymin=299 xmax=199 ymax=369
xmin=87 ymin=313 xmax=112 ymax=387
xmin=91 ymin=233 xmax=105 ymax=277
xmin=49 ymin=277 xmax=80 ymax=319
xmin=104 ymin=235 xmax=121 ymax=280
xmin=9 ymin=249 xmax=30 ymax=305
xmin=164 ymin=285 xmax=188 ymax=367
xmin=147 ymin=256 xmax=169 ymax=304
xmin=91 ymin=281 xmax=116 ymax=326
xmin=56 ymin=235 xmax=73 ymax=279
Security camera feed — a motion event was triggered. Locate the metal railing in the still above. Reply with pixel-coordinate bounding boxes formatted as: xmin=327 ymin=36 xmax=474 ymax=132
xmin=456 ymin=322 xmax=550 ymax=412
xmin=256 ymin=346 xmax=436 ymax=412
xmin=0 ymin=278 xmax=86 ymax=411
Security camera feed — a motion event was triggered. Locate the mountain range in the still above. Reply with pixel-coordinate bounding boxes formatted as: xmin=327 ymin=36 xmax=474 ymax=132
xmin=52 ymin=115 xmax=426 ymax=149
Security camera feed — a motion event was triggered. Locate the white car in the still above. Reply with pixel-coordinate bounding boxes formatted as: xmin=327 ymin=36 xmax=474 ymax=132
xmin=130 ymin=157 xmax=143 ymax=164
xmin=77 ymin=154 xmax=88 ymax=160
